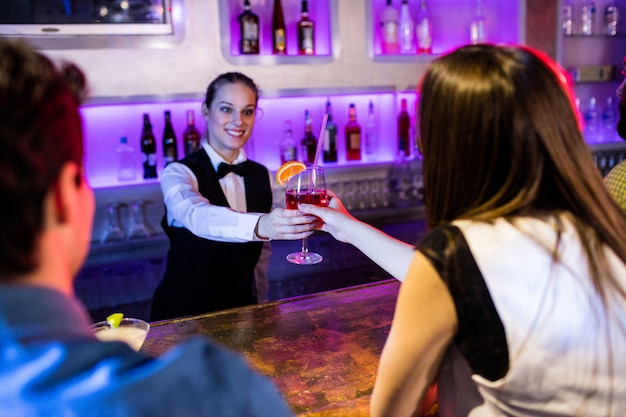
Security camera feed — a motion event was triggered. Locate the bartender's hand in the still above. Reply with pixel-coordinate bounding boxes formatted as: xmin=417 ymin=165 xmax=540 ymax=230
xmin=255 ymin=208 xmax=317 ymax=240
xmin=298 ymin=192 xmax=357 ymax=244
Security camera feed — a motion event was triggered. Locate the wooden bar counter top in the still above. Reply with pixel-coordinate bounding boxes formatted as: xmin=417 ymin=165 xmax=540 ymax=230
xmin=142 ymin=279 xmax=401 ymax=416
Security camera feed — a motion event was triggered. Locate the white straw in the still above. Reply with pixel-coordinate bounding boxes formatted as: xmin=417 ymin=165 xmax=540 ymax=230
xmin=311 ymin=113 xmax=329 ymax=170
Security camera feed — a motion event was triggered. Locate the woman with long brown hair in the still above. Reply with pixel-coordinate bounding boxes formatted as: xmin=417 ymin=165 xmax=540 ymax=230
xmin=300 ymin=44 xmax=626 ymax=416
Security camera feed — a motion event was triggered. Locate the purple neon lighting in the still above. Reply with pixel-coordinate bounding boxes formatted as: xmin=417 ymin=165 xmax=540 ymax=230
xmin=80 ymin=92 xmax=417 ymax=188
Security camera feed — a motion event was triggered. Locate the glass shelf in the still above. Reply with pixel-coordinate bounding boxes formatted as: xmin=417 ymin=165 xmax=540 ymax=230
xmin=366 ymin=0 xmax=523 ymax=62
xmin=563 ymin=34 xmax=626 ymax=39
xmin=218 ymin=0 xmax=339 ymax=65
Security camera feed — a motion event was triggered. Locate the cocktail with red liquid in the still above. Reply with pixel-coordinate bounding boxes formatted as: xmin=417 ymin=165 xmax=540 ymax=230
xmin=285 ymin=166 xmax=327 ymax=264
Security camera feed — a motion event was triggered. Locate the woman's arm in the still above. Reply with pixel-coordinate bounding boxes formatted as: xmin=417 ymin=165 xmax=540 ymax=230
xmin=298 ymin=197 xmax=414 ymax=280
xmin=370 ymin=251 xmax=457 ymax=417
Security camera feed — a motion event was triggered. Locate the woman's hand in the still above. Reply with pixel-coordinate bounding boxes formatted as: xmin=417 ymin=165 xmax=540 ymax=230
xmin=298 ymin=192 xmax=357 ymax=244
xmin=255 ymin=207 xmax=317 ymax=240
xmin=299 ymin=190 xmax=415 ymax=281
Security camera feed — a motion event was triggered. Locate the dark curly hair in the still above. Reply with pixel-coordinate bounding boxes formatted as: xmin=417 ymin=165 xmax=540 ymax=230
xmin=0 ymin=39 xmax=88 ymax=278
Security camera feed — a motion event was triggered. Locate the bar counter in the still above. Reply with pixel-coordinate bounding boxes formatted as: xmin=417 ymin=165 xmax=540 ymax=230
xmin=142 ymin=279 xmax=401 ymax=416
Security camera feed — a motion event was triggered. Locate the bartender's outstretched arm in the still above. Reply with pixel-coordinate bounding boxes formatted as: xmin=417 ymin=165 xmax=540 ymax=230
xmin=299 ymin=195 xmax=414 ymax=281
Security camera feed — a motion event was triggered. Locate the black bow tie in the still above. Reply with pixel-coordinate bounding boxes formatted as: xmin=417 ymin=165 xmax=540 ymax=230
xmin=216 ymin=161 xmax=250 ymax=179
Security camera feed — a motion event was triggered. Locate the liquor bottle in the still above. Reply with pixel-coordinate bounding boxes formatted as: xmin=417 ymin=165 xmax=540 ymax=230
xmin=301 ymin=110 xmax=317 ymax=164
xmin=272 ymin=0 xmax=287 ymax=54
xmin=297 ymin=0 xmax=315 ymax=55
xmin=280 ymin=120 xmax=297 ymax=164
xmin=602 ymin=96 xmax=617 ymax=140
xmin=584 ymin=96 xmax=599 ymax=141
xmin=605 ymin=1 xmax=620 ymax=36
xmin=562 ymin=0 xmax=575 ymax=36
xmin=364 ymin=100 xmax=379 ymax=161
xmin=398 ymin=0 xmax=415 ymax=53
xmin=380 ymin=0 xmax=399 ymax=54
xmin=398 ymin=99 xmax=411 ymax=157
xmin=117 ymin=135 xmax=136 ymax=181
xmin=140 ymin=114 xmax=157 ymax=179
xmin=416 ymin=0 xmax=432 ymax=54
xmin=162 ymin=110 xmax=178 ymax=166
xmin=239 ymin=0 xmax=259 ymax=54
xmin=345 ymin=103 xmax=362 ymax=161
xmin=470 ymin=0 xmax=486 ymax=44
xmin=323 ymin=99 xmax=338 ymax=163
xmin=579 ymin=0 xmax=597 ymax=36
xmin=183 ymin=109 xmax=201 ymax=157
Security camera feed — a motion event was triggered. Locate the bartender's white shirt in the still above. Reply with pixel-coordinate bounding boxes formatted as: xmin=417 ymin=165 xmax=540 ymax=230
xmin=160 ymin=142 xmax=271 ymax=243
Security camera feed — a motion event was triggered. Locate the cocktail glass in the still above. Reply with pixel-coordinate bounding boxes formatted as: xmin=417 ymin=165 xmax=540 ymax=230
xmin=285 ymin=166 xmax=328 ymax=265
xmin=91 ymin=317 xmax=150 ymax=351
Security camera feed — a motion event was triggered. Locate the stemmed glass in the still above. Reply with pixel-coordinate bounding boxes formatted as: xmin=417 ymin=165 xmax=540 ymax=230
xmin=127 ymin=200 xmax=151 ymax=240
xmin=285 ymin=166 xmax=328 ymax=265
xmin=100 ymin=202 xmax=125 ymax=244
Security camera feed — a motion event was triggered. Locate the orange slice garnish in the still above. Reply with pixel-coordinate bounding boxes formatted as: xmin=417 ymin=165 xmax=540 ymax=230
xmin=275 ymin=161 xmax=306 ymax=186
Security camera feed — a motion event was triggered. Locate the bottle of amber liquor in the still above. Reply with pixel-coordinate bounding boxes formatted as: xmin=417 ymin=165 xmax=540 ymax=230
xmin=297 ymin=0 xmax=315 ymax=55
xmin=239 ymin=0 xmax=259 ymax=54
xmin=183 ymin=109 xmax=201 ymax=156
xmin=272 ymin=0 xmax=287 ymax=54
xmin=345 ymin=103 xmax=362 ymax=161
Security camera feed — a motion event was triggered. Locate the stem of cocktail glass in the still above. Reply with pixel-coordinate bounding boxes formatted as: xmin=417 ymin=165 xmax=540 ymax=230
xmin=301 ymin=236 xmax=309 ymax=256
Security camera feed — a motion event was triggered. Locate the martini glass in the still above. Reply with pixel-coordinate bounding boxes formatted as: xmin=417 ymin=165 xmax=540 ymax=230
xmin=285 ymin=166 xmax=328 ymax=265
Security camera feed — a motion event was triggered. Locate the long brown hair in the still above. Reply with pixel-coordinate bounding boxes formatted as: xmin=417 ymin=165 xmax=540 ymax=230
xmin=419 ymin=44 xmax=626 ymax=300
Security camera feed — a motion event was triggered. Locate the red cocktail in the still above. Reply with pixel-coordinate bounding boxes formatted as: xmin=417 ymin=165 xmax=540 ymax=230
xmin=285 ymin=166 xmax=327 ymax=265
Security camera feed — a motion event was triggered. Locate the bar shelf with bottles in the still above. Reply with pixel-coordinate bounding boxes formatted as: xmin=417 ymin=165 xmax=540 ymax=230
xmin=218 ymin=0 xmax=339 ymax=65
xmin=367 ymin=0 xmax=523 ymax=62
xmin=80 ymin=88 xmax=425 ymax=249
xmin=558 ymin=0 xmax=626 ymax=176
xmin=81 ymin=88 xmax=422 ymax=190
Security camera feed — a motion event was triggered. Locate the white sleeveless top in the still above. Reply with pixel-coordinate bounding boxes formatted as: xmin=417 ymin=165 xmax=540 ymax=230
xmin=436 ymin=216 xmax=626 ymax=416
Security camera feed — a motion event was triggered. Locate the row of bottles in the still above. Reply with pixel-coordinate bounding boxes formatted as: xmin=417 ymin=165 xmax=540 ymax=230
xmin=379 ymin=0 xmax=486 ymax=55
xmin=223 ymin=0 xmax=523 ymax=63
xmin=562 ymin=0 xmax=623 ymax=36
xmin=279 ymin=99 xmax=416 ymax=166
xmin=579 ymin=95 xmax=622 ymax=142
xmin=118 ymin=110 xmax=202 ymax=181
xmin=239 ymin=0 xmax=316 ymax=55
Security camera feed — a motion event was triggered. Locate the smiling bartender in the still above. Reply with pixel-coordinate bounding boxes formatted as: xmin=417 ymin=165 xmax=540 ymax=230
xmin=150 ymin=72 xmax=314 ymax=321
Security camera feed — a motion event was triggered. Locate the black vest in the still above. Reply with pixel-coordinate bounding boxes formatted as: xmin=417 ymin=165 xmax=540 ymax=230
xmin=151 ymin=150 xmax=272 ymax=321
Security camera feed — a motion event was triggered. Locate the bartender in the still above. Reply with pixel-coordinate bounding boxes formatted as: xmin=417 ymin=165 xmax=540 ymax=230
xmin=150 ymin=72 xmax=315 ymax=321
